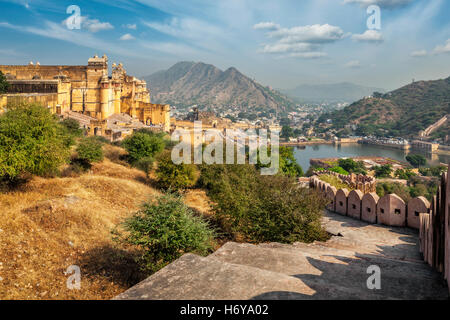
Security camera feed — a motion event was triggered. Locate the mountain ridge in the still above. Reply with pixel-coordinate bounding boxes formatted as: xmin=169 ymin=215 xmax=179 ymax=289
xmin=144 ymin=61 xmax=295 ymax=112
xmin=318 ymin=76 xmax=450 ymax=137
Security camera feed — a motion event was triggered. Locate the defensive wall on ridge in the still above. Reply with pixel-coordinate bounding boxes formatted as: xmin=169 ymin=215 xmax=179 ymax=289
xmin=310 ymin=166 xmax=450 ymax=291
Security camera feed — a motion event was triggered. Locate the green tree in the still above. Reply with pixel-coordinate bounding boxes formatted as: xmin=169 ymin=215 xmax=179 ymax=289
xmin=122 ymin=131 xmax=165 ymax=164
xmin=0 ymin=71 xmax=10 ymax=94
xmin=198 ymin=164 xmax=328 ymax=244
xmin=156 ymin=151 xmax=199 ymax=190
xmin=279 ymin=146 xmax=304 ymax=177
xmin=406 ymin=154 xmax=427 ymax=168
xmin=76 ymin=136 xmax=104 ymax=164
xmin=338 ymin=158 xmax=367 ymax=175
xmin=0 ymin=103 xmax=72 ymax=182
xmin=281 ymin=125 xmax=294 ymax=139
xmin=374 ymin=164 xmax=393 ymax=178
xmin=115 ymin=193 xmax=215 ymax=272
xmin=61 ymin=118 xmax=83 ymax=137
xmin=394 ymin=168 xmax=416 ymax=180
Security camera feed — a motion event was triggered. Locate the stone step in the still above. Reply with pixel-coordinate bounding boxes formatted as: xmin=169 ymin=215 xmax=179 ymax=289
xmin=314 ymin=236 xmax=423 ymax=262
xmin=213 ymin=242 xmax=448 ymax=300
xmin=113 ymin=253 xmax=398 ymax=300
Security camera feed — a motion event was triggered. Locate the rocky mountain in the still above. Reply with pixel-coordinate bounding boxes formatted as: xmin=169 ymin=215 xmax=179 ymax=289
xmin=318 ymin=76 xmax=450 ymax=137
xmin=144 ymin=62 xmax=295 ymax=112
xmin=282 ymin=82 xmax=385 ymax=104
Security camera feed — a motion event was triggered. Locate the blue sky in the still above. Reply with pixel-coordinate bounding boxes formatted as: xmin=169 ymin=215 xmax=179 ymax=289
xmin=0 ymin=0 xmax=449 ymax=90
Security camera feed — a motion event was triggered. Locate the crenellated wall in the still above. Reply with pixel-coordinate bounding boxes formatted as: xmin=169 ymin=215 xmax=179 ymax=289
xmin=419 ymin=166 xmax=449 ymax=291
xmin=310 ymin=175 xmax=431 ymax=229
xmin=313 ymin=170 xmax=377 ymax=194
xmin=311 ymin=166 xmax=450 ymax=292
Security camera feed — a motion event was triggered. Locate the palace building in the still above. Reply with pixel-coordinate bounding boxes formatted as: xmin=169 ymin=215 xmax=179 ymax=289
xmin=0 ymin=55 xmax=170 ymax=137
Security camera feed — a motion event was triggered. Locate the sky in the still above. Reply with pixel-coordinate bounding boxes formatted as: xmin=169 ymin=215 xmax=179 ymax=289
xmin=0 ymin=0 xmax=449 ymax=91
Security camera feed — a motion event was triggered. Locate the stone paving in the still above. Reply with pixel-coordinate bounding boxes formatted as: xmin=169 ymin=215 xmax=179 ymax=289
xmin=115 ymin=211 xmax=449 ymax=300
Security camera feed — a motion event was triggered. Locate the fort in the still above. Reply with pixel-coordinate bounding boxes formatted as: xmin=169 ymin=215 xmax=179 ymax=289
xmin=0 ymin=55 xmax=170 ymax=138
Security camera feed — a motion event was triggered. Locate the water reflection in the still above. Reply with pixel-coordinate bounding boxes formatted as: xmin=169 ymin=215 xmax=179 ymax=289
xmin=293 ymin=143 xmax=450 ymax=171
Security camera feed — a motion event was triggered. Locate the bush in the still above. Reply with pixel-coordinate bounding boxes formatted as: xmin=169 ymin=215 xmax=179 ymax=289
xmin=338 ymin=158 xmax=367 ymax=175
xmin=329 ymin=166 xmax=349 ymax=175
xmin=156 ymin=151 xmax=199 ymax=190
xmin=0 ymin=103 xmax=72 ymax=182
xmin=122 ymin=132 xmax=165 ymax=165
xmin=76 ymin=136 xmax=104 ymax=165
xmin=419 ymin=166 xmax=447 ymax=177
xmin=279 ymin=146 xmax=304 ymax=177
xmin=0 ymin=71 xmax=9 ymax=94
xmin=114 ymin=193 xmax=215 ymax=272
xmin=406 ymin=154 xmax=427 ymax=168
xmin=61 ymin=118 xmax=83 ymax=137
xmin=198 ymin=164 xmax=329 ymax=243
xmin=394 ymin=168 xmax=416 ymax=180
xmin=374 ymin=164 xmax=393 ymax=178
xmin=376 ymin=182 xmax=411 ymax=202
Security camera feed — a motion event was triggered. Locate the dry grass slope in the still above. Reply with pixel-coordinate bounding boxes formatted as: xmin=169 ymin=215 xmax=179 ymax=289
xmin=0 ymin=159 xmax=163 ymax=300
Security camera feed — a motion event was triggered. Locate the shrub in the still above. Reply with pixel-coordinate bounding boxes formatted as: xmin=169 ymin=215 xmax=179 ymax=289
xmin=61 ymin=118 xmax=83 ymax=137
xmin=0 ymin=103 xmax=72 ymax=182
xmin=329 ymin=166 xmax=349 ymax=175
xmin=122 ymin=132 xmax=165 ymax=165
xmin=376 ymin=182 xmax=411 ymax=202
xmin=198 ymin=164 xmax=329 ymax=243
xmin=76 ymin=136 xmax=104 ymax=165
xmin=406 ymin=154 xmax=427 ymax=168
xmin=279 ymin=146 xmax=304 ymax=177
xmin=114 ymin=193 xmax=215 ymax=272
xmin=338 ymin=158 xmax=367 ymax=175
xmin=374 ymin=164 xmax=393 ymax=178
xmin=419 ymin=166 xmax=447 ymax=177
xmin=394 ymin=168 xmax=416 ymax=180
xmin=0 ymin=71 xmax=9 ymax=94
xmin=156 ymin=151 xmax=199 ymax=190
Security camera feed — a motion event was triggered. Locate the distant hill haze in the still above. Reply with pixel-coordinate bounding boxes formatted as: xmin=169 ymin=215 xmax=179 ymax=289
xmin=144 ymin=61 xmax=295 ymax=111
xmin=282 ymin=82 xmax=386 ymax=104
xmin=319 ymin=76 xmax=450 ymax=137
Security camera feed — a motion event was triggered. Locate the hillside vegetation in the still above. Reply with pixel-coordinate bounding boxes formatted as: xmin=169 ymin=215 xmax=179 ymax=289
xmin=318 ymin=76 xmax=450 ymax=137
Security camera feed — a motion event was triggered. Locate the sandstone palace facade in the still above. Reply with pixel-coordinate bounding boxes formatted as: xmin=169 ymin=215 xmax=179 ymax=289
xmin=0 ymin=55 xmax=170 ymax=134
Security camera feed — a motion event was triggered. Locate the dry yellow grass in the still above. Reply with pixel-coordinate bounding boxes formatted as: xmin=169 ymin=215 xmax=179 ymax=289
xmin=0 ymin=159 xmax=162 ymax=300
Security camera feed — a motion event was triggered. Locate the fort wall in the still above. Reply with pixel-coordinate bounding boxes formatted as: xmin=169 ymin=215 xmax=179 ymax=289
xmin=310 ymin=166 xmax=450 ymax=292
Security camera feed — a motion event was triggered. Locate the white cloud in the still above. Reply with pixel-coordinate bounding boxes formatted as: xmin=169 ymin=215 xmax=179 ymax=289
xmin=254 ymin=22 xmax=346 ymax=59
xmin=125 ymin=23 xmax=137 ymax=30
xmin=267 ymin=24 xmax=345 ymax=44
xmin=289 ymin=52 xmax=328 ymax=59
xmin=0 ymin=20 xmax=138 ymax=58
xmin=260 ymin=43 xmax=317 ymax=54
xmin=352 ymin=30 xmax=383 ymax=42
xmin=81 ymin=17 xmax=114 ymax=33
xmin=253 ymin=22 xmax=280 ymax=31
xmin=410 ymin=50 xmax=427 ymax=57
xmin=345 ymin=60 xmax=362 ymax=68
xmin=343 ymin=0 xmax=414 ymax=9
xmin=143 ymin=17 xmax=223 ymax=41
xmin=120 ymin=33 xmax=135 ymax=40
xmin=433 ymin=39 xmax=450 ymax=54
xmin=62 ymin=16 xmax=114 ymax=33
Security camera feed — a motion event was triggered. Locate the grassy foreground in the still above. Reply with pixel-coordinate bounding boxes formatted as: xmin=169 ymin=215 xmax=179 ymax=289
xmin=0 ymin=151 xmax=211 ymax=300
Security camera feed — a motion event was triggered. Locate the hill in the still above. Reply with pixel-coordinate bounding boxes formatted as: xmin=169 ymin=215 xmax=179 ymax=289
xmin=282 ymin=82 xmax=385 ymax=104
xmin=318 ymin=76 xmax=450 ymax=137
xmin=0 ymin=145 xmax=212 ymax=300
xmin=145 ymin=62 xmax=296 ymax=112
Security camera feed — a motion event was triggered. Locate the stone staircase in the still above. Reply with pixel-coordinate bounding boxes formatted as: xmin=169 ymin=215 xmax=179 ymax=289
xmin=114 ymin=211 xmax=449 ymax=300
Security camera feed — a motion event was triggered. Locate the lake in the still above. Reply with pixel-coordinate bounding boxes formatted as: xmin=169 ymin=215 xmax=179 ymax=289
xmin=293 ymin=143 xmax=450 ymax=171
